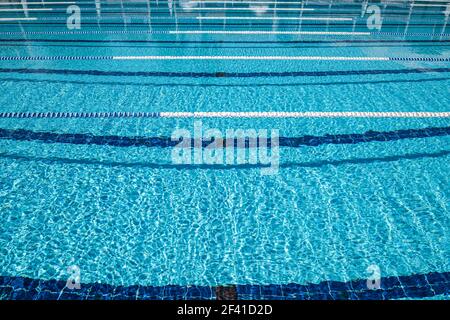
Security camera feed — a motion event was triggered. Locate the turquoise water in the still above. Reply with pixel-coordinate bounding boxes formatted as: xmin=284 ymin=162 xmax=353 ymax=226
xmin=0 ymin=0 xmax=449 ymax=296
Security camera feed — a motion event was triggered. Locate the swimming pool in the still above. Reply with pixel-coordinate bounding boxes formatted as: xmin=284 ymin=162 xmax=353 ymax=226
xmin=0 ymin=0 xmax=449 ymax=300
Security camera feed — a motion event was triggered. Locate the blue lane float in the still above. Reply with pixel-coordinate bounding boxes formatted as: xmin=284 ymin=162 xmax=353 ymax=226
xmin=0 ymin=112 xmax=160 ymax=119
xmin=0 ymin=112 xmax=450 ymax=119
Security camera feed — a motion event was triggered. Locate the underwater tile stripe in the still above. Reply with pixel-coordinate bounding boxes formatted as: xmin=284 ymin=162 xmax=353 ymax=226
xmin=2 ymin=23 xmax=448 ymax=28
xmin=1 ymin=39 xmax=449 ymax=44
xmin=0 ymin=277 xmax=215 ymax=300
xmin=0 ymin=126 xmax=449 ymax=149
xmin=236 ymin=271 xmax=450 ymax=300
xmin=0 ymin=271 xmax=448 ymax=300
xmin=0 ymin=0 xmax=437 ymax=4
xmin=11 ymin=8 xmax=447 ymax=15
xmin=28 ymin=15 xmax=450 ymax=21
xmin=1 ymin=112 xmax=450 ymax=119
xmin=2 ymin=67 xmax=450 ymax=78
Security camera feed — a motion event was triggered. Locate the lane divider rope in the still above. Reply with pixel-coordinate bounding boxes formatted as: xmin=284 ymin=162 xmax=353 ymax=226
xmin=0 ymin=30 xmax=449 ymax=37
xmin=0 ymin=112 xmax=449 ymax=119
xmin=0 ymin=30 xmax=370 ymax=35
xmin=0 ymin=55 xmax=448 ymax=61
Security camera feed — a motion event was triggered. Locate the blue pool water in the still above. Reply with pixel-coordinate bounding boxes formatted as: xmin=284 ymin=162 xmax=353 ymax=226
xmin=0 ymin=0 xmax=449 ymax=299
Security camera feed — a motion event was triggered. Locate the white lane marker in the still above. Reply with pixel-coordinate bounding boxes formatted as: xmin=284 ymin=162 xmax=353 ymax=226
xmin=170 ymin=30 xmax=370 ymax=35
xmin=190 ymin=7 xmax=314 ymax=11
xmin=159 ymin=112 xmax=450 ymax=118
xmin=0 ymin=17 xmax=37 ymax=21
xmin=0 ymin=8 xmax=52 ymax=12
xmin=412 ymin=4 xmax=450 ymax=7
xmin=112 ymin=55 xmax=389 ymax=61
xmin=196 ymin=16 xmax=353 ymax=21
xmin=192 ymin=1 xmax=307 ymax=4
xmin=0 ymin=1 xmax=75 ymax=4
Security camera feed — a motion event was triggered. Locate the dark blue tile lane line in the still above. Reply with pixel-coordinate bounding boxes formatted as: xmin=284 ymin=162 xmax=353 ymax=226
xmin=1 ymin=68 xmax=449 ymax=79
xmin=25 ymin=11 xmax=450 ymax=17
xmin=0 ymin=276 xmax=215 ymax=300
xmin=29 ymin=11 xmax=450 ymax=17
xmin=0 ymin=39 xmax=450 ymax=49
xmin=2 ymin=76 xmax=449 ymax=88
xmin=0 ymin=271 xmax=448 ymax=300
xmin=1 ymin=150 xmax=449 ymax=171
xmin=0 ymin=127 xmax=449 ymax=149
xmin=6 ymin=22 xmax=448 ymax=26
xmin=2 ymin=40 xmax=449 ymax=50
xmin=5 ymin=44 xmax=449 ymax=50
xmin=237 ymin=271 xmax=450 ymax=300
